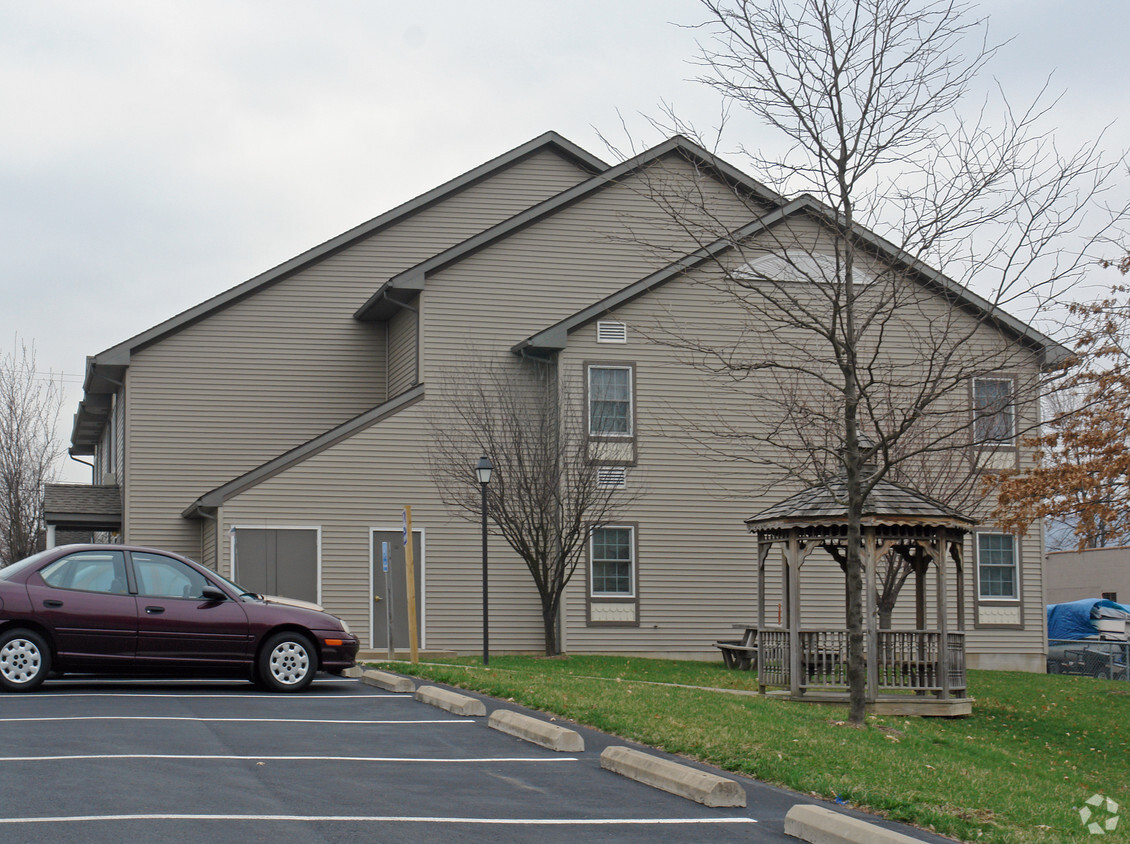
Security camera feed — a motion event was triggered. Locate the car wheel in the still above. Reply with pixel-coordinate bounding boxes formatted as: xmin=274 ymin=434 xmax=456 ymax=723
xmin=257 ymin=632 xmax=317 ymax=692
xmin=0 ymin=629 xmax=51 ymax=692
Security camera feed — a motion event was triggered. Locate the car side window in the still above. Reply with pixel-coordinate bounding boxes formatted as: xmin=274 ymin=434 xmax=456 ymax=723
xmin=39 ymin=551 xmax=129 ymax=595
xmin=132 ymin=553 xmax=210 ymax=600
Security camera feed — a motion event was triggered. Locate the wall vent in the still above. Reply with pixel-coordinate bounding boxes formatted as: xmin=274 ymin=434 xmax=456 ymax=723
xmin=596 ymin=321 xmax=627 ymax=343
xmin=596 ymin=466 xmax=627 ymax=489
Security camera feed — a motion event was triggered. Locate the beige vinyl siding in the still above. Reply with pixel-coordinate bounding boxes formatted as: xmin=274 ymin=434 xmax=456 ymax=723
xmin=554 ymin=255 xmax=1048 ymax=663
xmin=420 ymin=154 xmax=757 ymax=383
xmin=121 ymin=149 xmax=593 ymax=558
xmin=114 ymin=387 xmax=125 ymax=483
xmin=201 ymin=516 xmax=217 ymax=569
xmin=219 ymin=401 xmax=547 ymax=652
xmin=386 ymin=304 xmax=418 ymax=395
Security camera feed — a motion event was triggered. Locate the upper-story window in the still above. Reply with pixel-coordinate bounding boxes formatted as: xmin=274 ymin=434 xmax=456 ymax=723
xmin=973 ymin=377 xmax=1014 ymax=444
xmin=588 ymin=365 xmax=633 ymax=437
xmin=590 ymin=526 xmax=635 ymax=596
xmin=976 ymin=533 xmax=1018 ymax=600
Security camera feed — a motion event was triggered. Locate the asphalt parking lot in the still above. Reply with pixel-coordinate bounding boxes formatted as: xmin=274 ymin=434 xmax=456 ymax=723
xmin=0 ymin=674 xmax=948 ymax=843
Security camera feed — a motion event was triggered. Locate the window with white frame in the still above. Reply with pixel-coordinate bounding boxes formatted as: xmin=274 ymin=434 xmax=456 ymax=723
xmin=588 ymin=365 xmax=633 ymax=436
xmin=977 ymin=533 xmax=1018 ymax=600
xmin=973 ymin=377 xmax=1014 ymax=443
xmin=590 ymin=526 xmax=634 ymax=596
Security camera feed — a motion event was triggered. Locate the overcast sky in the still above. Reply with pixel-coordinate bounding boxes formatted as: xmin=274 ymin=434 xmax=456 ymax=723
xmin=2 ymin=1 xmax=1127 ymax=482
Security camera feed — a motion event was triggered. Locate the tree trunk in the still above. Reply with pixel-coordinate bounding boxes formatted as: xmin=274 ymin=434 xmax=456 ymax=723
xmin=878 ymin=605 xmax=893 ymax=630
xmin=541 ymin=598 xmax=560 ymax=656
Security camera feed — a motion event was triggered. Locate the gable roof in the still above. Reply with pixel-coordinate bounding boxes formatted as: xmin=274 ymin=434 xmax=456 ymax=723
xmin=72 ymin=131 xmax=605 ymax=453
xmin=512 ymin=194 xmax=1071 ymax=367
xmin=353 ymin=135 xmax=785 ymax=321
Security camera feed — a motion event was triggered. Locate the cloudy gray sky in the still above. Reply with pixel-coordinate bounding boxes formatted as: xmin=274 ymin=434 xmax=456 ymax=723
xmin=2 ymin=1 xmax=1127 ymax=481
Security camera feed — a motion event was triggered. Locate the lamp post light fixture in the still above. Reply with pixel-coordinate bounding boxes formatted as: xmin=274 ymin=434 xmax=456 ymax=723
xmin=476 ymin=455 xmax=493 ymax=666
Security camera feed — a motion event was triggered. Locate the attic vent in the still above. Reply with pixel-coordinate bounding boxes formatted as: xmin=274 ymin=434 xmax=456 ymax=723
xmin=596 ymin=466 xmax=627 ymax=489
xmin=596 ymin=321 xmax=627 ymax=344
xmin=735 ymin=251 xmax=876 ymax=286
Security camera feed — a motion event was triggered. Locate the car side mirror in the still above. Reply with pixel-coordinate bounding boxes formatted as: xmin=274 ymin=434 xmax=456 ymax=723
xmin=201 ymin=584 xmax=227 ymax=602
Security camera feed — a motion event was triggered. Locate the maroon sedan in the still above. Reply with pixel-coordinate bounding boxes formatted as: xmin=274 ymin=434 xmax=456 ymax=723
xmin=0 ymin=544 xmax=358 ymax=693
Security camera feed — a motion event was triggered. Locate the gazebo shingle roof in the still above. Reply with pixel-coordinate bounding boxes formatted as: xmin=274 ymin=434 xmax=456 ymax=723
xmin=745 ymin=476 xmax=974 ymax=531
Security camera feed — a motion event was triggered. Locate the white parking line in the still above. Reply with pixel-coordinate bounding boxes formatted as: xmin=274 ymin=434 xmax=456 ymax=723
xmin=2 ymin=716 xmax=470 ymax=725
xmin=0 ymin=814 xmax=756 ymax=826
xmin=43 ymin=678 xmax=359 ymax=686
xmin=25 ymin=693 xmax=396 ymax=699
xmin=0 ymin=754 xmax=578 ymax=763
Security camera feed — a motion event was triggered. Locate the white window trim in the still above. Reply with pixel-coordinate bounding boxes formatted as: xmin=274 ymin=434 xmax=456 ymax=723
xmin=590 ymin=525 xmax=636 ymax=598
xmin=972 ymin=376 xmax=1016 ymax=445
xmin=229 ymin=524 xmax=323 ymax=606
xmin=368 ymin=526 xmax=427 ymax=652
xmin=975 ymin=531 xmax=1019 ymax=602
xmin=587 ymin=364 xmax=634 ymax=438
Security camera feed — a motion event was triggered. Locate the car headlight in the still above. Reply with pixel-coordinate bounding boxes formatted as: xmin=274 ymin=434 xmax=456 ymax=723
xmin=339 ymin=618 xmax=351 ymax=635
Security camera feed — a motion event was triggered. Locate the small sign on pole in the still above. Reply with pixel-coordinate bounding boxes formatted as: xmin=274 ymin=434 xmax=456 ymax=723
xmin=382 ymin=541 xmax=394 ymax=660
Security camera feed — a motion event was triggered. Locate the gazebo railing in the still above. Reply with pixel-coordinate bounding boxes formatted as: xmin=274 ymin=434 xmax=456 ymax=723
xmin=757 ymin=629 xmax=966 ymax=696
xmin=758 ymin=629 xmax=791 ymax=687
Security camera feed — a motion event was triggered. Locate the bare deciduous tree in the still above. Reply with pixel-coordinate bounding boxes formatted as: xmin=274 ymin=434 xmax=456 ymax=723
xmin=0 ymin=340 xmax=62 ymax=564
xmin=428 ymin=358 xmax=633 ymax=656
xmin=619 ymin=0 xmax=1126 ymax=722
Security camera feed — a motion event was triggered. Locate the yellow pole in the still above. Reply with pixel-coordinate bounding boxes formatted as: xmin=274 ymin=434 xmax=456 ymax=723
xmin=403 ymin=506 xmax=419 ymax=664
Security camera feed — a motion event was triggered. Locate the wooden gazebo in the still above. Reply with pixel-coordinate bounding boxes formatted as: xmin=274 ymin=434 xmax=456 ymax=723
xmin=745 ymin=477 xmax=975 ymax=716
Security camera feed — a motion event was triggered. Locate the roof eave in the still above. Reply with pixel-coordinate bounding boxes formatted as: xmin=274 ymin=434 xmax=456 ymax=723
xmin=360 ymin=135 xmax=787 ymax=324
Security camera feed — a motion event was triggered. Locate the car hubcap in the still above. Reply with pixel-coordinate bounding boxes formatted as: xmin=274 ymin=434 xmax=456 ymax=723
xmin=268 ymin=641 xmax=309 ymax=685
xmin=1 ymin=639 xmax=42 ymax=684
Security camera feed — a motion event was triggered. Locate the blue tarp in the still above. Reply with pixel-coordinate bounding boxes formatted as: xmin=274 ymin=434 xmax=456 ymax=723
xmin=1047 ymin=599 xmax=1130 ymax=640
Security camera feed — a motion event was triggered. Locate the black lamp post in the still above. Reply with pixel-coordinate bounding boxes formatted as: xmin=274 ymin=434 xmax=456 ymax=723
xmin=475 ymin=455 xmax=493 ymax=666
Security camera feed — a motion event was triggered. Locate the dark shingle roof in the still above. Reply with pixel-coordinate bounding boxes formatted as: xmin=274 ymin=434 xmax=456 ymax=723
xmin=745 ymin=476 xmax=974 ymax=531
xmin=43 ymin=484 xmax=122 ymax=518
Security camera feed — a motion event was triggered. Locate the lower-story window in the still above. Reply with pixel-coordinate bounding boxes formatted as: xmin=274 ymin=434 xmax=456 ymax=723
xmin=977 ymin=533 xmax=1017 ymax=600
xmin=590 ymin=525 xmax=635 ymax=596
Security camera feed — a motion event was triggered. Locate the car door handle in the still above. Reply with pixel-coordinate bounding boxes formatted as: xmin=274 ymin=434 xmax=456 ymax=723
xmin=145 ymin=606 xmax=165 ymax=614
xmin=43 ymin=599 xmax=63 ymax=608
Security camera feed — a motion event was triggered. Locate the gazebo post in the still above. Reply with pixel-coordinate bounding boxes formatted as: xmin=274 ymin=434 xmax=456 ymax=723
xmin=757 ymin=539 xmax=769 ymax=694
xmin=787 ymin=531 xmax=802 ymax=697
xmin=914 ymin=547 xmax=927 ymax=630
xmin=863 ymin=528 xmax=879 ymax=703
xmin=953 ymin=542 xmax=966 ymax=631
xmin=936 ymin=528 xmax=951 ymax=700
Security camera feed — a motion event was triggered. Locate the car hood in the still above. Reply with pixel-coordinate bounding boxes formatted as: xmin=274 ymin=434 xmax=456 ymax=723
xmin=260 ymin=594 xmax=326 ymax=613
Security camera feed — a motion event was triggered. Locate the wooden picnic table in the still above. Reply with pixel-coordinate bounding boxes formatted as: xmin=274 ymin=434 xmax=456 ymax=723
xmin=715 ymin=624 xmax=758 ymax=670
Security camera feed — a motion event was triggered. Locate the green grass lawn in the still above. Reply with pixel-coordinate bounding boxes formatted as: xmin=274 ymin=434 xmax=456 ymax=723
xmin=371 ymin=655 xmax=1129 ymax=843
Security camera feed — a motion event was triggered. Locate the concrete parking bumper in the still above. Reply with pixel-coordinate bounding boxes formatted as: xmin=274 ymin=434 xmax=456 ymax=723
xmin=488 ymin=709 xmax=584 ymax=752
xmin=415 ymin=685 xmax=487 ymax=716
xmin=785 ymin=804 xmax=927 ymax=843
xmin=600 ymin=746 xmax=746 ymax=808
xmin=360 ymin=669 xmax=416 ymax=693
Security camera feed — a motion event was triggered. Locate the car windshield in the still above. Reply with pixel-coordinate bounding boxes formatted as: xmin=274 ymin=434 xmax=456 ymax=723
xmin=204 ymin=567 xmax=261 ymax=600
xmin=0 ymin=549 xmax=57 ymax=580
